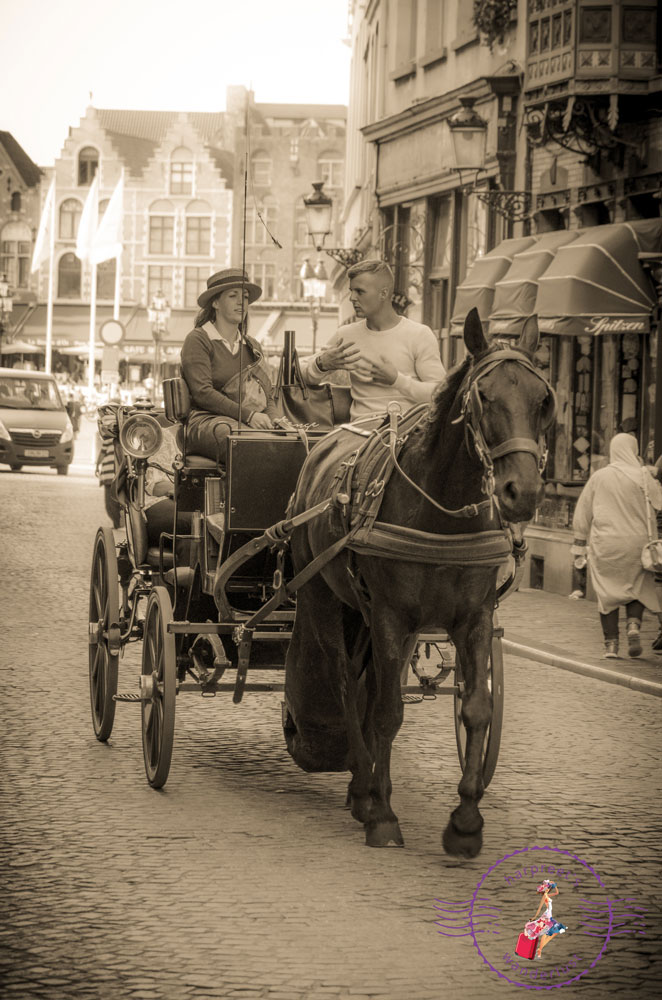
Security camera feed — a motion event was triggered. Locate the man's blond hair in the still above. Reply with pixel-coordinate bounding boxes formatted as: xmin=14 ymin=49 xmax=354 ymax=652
xmin=347 ymin=258 xmax=394 ymax=293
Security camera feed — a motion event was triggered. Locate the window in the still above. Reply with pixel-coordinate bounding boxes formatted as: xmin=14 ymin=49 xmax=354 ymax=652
xmin=78 ymin=147 xmax=98 ymax=186
xmin=318 ymin=156 xmax=343 ymax=189
xmin=59 ymin=199 xmax=82 ymax=240
xmin=58 ymin=253 xmax=81 ymax=298
xmin=185 ymin=216 xmax=211 ymax=255
xmin=1 ymin=223 xmax=31 ymax=288
xmin=184 ymin=266 xmax=208 ymax=308
xmin=147 ymin=266 xmax=172 ymax=304
xmin=247 ymin=199 xmax=278 ymax=245
xmin=295 ymin=205 xmax=309 ymax=246
xmin=149 ymin=215 xmax=174 ymax=254
xmin=10 ymin=192 xmax=21 ymax=212
xmin=170 ymin=147 xmax=194 ymax=195
xmin=251 ymin=153 xmax=272 ymax=187
xmin=97 ymin=259 xmax=116 ymax=300
xmin=394 ymin=0 xmax=418 ymax=69
xmin=247 ymin=262 xmax=276 ymax=300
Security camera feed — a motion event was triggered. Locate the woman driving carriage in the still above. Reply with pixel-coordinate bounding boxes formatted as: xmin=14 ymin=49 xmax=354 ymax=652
xmin=180 ymin=268 xmax=281 ymax=462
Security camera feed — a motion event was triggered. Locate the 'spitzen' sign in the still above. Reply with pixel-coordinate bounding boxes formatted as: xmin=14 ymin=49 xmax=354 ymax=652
xmin=583 ymin=317 xmax=646 ymax=334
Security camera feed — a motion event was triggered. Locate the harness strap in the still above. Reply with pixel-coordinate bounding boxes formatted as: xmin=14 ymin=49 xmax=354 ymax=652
xmin=490 ymin=436 xmax=542 ymax=462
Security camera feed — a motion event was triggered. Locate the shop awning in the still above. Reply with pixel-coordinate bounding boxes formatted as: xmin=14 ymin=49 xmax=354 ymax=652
xmin=488 ymin=231 xmax=582 ymax=336
xmin=535 ymin=219 xmax=662 ymax=336
xmin=20 ymin=304 xmax=195 ymax=347
xmin=450 ymin=236 xmax=538 ymax=334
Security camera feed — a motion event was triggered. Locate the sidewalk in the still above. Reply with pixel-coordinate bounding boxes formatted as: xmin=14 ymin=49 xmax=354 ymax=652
xmin=499 ymin=588 xmax=662 ymax=698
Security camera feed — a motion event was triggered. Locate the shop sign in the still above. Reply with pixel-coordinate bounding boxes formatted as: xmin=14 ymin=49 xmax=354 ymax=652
xmin=583 ymin=317 xmax=647 ymax=334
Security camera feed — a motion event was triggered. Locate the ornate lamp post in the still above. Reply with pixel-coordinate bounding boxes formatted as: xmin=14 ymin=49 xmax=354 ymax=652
xmin=0 ymin=273 xmax=14 ymax=349
xmin=147 ymin=289 xmax=171 ymax=394
xmin=448 ymin=97 xmax=531 ymax=224
xmin=303 ymin=183 xmax=364 ymax=268
xmin=299 ymin=258 xmax=328 ymax=353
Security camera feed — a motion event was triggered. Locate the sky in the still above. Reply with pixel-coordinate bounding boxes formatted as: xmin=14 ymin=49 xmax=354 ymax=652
xmin=2 ymin=0 xmax=352 ymax=167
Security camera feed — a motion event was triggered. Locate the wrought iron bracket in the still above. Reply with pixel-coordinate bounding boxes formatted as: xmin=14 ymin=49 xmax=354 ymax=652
xmin=474 ymin=188 xmax=532 ymax=223
xmin=322 ymin=247 xmax=366 ymax=269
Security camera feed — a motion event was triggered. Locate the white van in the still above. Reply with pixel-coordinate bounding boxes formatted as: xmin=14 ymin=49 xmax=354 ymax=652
xmin=0 ymin=368 xmax=75 ymax=474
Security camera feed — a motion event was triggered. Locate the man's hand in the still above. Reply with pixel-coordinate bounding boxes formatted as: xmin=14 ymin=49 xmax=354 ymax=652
xmin=248 ymin=411 xmax=273 ymax=429
xmin=366 ymin=354 xmax=398 ymax=386
xmin=317 ymin=338 xmax=361 ymax=373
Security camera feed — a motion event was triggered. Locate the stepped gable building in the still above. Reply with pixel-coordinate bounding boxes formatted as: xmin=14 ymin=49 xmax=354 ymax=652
xmin=343 ymin=0 xmax=661 ymax=596
xmin=226 ymin=86 xmax=347 ymax=352
xmin=0 ymin=132 xmax=42 ymax=329
xmin=27 ymin=106 xmax=234 ymax=363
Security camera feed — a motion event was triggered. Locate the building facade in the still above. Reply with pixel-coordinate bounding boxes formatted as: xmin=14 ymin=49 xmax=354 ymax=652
xmin=0 ymin=132 xmax=42 ymax=341
xmin=343 ymin=0 xmax=661 ymax=595
xmin=226 ymin=87 xmax=347 ymax=354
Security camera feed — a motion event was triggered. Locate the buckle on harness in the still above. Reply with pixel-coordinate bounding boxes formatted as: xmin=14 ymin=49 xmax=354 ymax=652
xmin=365 ymin=478 xmax=385 ymax=498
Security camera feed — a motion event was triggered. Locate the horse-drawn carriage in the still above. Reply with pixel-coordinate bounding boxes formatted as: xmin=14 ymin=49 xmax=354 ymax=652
xmin=88 ymin=311 xmax=553 ymax=856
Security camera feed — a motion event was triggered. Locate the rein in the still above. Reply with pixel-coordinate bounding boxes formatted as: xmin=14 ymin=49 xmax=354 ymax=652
xmin=385 ymin=346 xmax=556 ymax=520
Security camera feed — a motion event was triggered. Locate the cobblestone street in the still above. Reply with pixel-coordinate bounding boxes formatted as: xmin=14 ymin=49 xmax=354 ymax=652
xmin=1 ymin=466 xmax=661 ymax=1000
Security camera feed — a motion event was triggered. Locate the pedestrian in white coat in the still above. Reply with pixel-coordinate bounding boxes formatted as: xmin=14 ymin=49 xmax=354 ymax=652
xmin=572 ymin=433 xmax=662 ymax=658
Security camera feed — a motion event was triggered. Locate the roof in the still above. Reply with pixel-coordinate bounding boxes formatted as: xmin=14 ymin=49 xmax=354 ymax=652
xmin=95 ymin=110 xmax=229 ymax=179
xmin=0 ymin=132 xmax=42 ymax=187
xmin=254 ymin=103 xmax=347 ymax=121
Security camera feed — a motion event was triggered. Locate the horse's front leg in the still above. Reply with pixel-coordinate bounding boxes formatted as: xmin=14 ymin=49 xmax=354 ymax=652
xmin=359 ymin=614 xmax=413 ymax=848
xmin=443 ymin=608 xmax=494 ymax=858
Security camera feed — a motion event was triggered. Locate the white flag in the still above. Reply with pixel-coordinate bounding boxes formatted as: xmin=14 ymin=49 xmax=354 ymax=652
xmin=91 ymin=173 xmax=124 ymax=265
xmin=75 ymin=173 xmax=99 ymax=261
xmin=31 ymin=178 xmax=55 ymax=273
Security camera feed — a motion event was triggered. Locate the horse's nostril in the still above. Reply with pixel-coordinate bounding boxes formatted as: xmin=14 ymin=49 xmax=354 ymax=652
xmin=503 ymin=480 xmax=520 ymax=504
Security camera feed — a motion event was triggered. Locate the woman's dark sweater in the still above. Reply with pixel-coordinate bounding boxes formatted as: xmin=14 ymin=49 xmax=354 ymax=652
xmin=181 ymin=326 xmax=278 ymax=423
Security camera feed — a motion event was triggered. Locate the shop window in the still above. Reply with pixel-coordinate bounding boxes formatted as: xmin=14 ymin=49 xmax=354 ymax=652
xmin=59 ymin=198 xmax=82 ymax=240
xmin=58 ymin=253 xmax=81 ymax=298
xmin=10 ymin=192 xmax=21 ymax=212
xmin=619 ymin=333 xmax=643 ymax=432
xmin=97 ymin=259 xmax=116 ymax=300
xmin=78 ymin=147 xmax=98 ymax=186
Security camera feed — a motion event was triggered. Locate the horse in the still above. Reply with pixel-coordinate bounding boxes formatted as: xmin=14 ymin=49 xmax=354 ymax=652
xmin=282 ymin=308 xmax=554 ymax=858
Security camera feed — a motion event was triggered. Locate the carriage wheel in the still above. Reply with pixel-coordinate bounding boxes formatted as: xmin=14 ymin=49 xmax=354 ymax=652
xmin=141 ymin=587 xmax=176 ymax=789
xmin=88 ymin=527 xmax=121 ymax=741
xmin=453 ymin=617 xmax=504 ymax=788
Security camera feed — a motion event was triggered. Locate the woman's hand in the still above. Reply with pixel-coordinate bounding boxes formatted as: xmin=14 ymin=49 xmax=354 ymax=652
xmin=248 ymin=411 xmax=273 ymax=430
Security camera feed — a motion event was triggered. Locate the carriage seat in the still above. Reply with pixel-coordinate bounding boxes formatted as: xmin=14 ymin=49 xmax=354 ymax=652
xmin=162 ymin=377 xmax=218 ymax=470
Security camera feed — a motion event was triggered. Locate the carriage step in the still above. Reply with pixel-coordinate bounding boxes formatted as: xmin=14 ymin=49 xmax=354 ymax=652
xmin=402 ymin=693 xmax=424 ymax=704
xmin=113 ymin=692 xmax=143 ymax=703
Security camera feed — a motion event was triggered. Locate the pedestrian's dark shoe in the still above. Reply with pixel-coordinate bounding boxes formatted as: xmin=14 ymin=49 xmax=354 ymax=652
xmin=603 ymin=640 xmax=619 ymax=659
xmin=652 ymin=631 xmax=662 ymax=653
xmin=626 ymin=619 xmax=642 ymax=658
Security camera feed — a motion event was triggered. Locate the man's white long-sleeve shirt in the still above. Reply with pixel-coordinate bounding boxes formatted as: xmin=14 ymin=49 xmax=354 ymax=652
xmin=301 ymin=317 xmax=447 ymax=420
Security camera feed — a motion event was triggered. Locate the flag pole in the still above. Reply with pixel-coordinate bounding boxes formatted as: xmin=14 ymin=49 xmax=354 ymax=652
xmin=112 ymin=169 xmax=124 ymax=321
xmin=44 ymin=185 xmax=55 ymax=374
xmin=87 ymin=263 xmax=97 ymax=398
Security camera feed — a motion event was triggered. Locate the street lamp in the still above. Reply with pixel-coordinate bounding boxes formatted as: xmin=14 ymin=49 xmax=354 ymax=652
xmin=448 ymin=96 xmax=531 ymax=223
xmin=0 ymin=272 xmax=14 ymax=348
xmin=147 ymin=289 xmax=171 ymax=394
xmin=299 ymin=258 xmax=328 ymax=353
xmin=303 ymin=183 xmax=364 ymax=269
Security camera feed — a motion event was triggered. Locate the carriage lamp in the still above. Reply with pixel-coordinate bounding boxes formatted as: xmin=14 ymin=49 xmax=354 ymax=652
xmin=119 ymin=412 xmax=163 ymax=460
xmin=303 ymin=183 xmax=364 ymax=269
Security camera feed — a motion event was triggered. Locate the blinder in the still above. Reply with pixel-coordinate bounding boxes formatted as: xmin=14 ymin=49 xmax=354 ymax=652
xmin=459 ymin=348 xmax=556 ymax=490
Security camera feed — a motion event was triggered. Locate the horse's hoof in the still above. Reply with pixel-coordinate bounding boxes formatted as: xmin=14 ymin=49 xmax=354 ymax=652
xmin=442 ymin=820 xmax=483 ymax=859
xmin=365 ymin=820 xmax=404 ymax=848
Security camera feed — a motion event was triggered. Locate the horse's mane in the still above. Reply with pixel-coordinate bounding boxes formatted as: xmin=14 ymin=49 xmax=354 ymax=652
xmin=420 ymin=354 xmax=472 ymax=455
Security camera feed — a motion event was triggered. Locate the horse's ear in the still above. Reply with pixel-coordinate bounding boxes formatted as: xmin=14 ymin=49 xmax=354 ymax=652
xmin=463 ymin=308 xmax=489 ymax=357
xmin=518 ymin=315 xmax=540 ymax=356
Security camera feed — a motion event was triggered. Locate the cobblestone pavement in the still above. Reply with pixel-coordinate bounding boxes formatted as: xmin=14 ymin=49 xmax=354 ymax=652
xmin=1 ymin=468 xmax=661 ymax=1000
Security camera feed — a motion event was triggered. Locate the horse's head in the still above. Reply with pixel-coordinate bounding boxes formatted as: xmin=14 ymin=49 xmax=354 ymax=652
xmin=463 ymin=308 xmax=554 ymax=523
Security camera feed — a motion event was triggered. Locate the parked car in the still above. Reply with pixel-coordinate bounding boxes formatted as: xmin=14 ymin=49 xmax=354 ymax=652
xmin=0 ymin=367 xmax=75 ymax=474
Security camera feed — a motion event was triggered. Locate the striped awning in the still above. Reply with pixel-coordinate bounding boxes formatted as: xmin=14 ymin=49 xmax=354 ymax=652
xmin=450 ymin=236 xmax=538 ymax=334
xmin=535 ymin=219 xmax=662 ymax=336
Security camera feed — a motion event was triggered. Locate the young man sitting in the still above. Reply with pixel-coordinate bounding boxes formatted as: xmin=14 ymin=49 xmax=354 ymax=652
xmin=300 ymin=259 xmax=446 ymax=421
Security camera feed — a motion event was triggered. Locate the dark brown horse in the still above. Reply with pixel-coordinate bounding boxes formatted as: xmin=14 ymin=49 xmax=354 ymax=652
xmin=283 ymin=309 xmax=553 ymax=858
